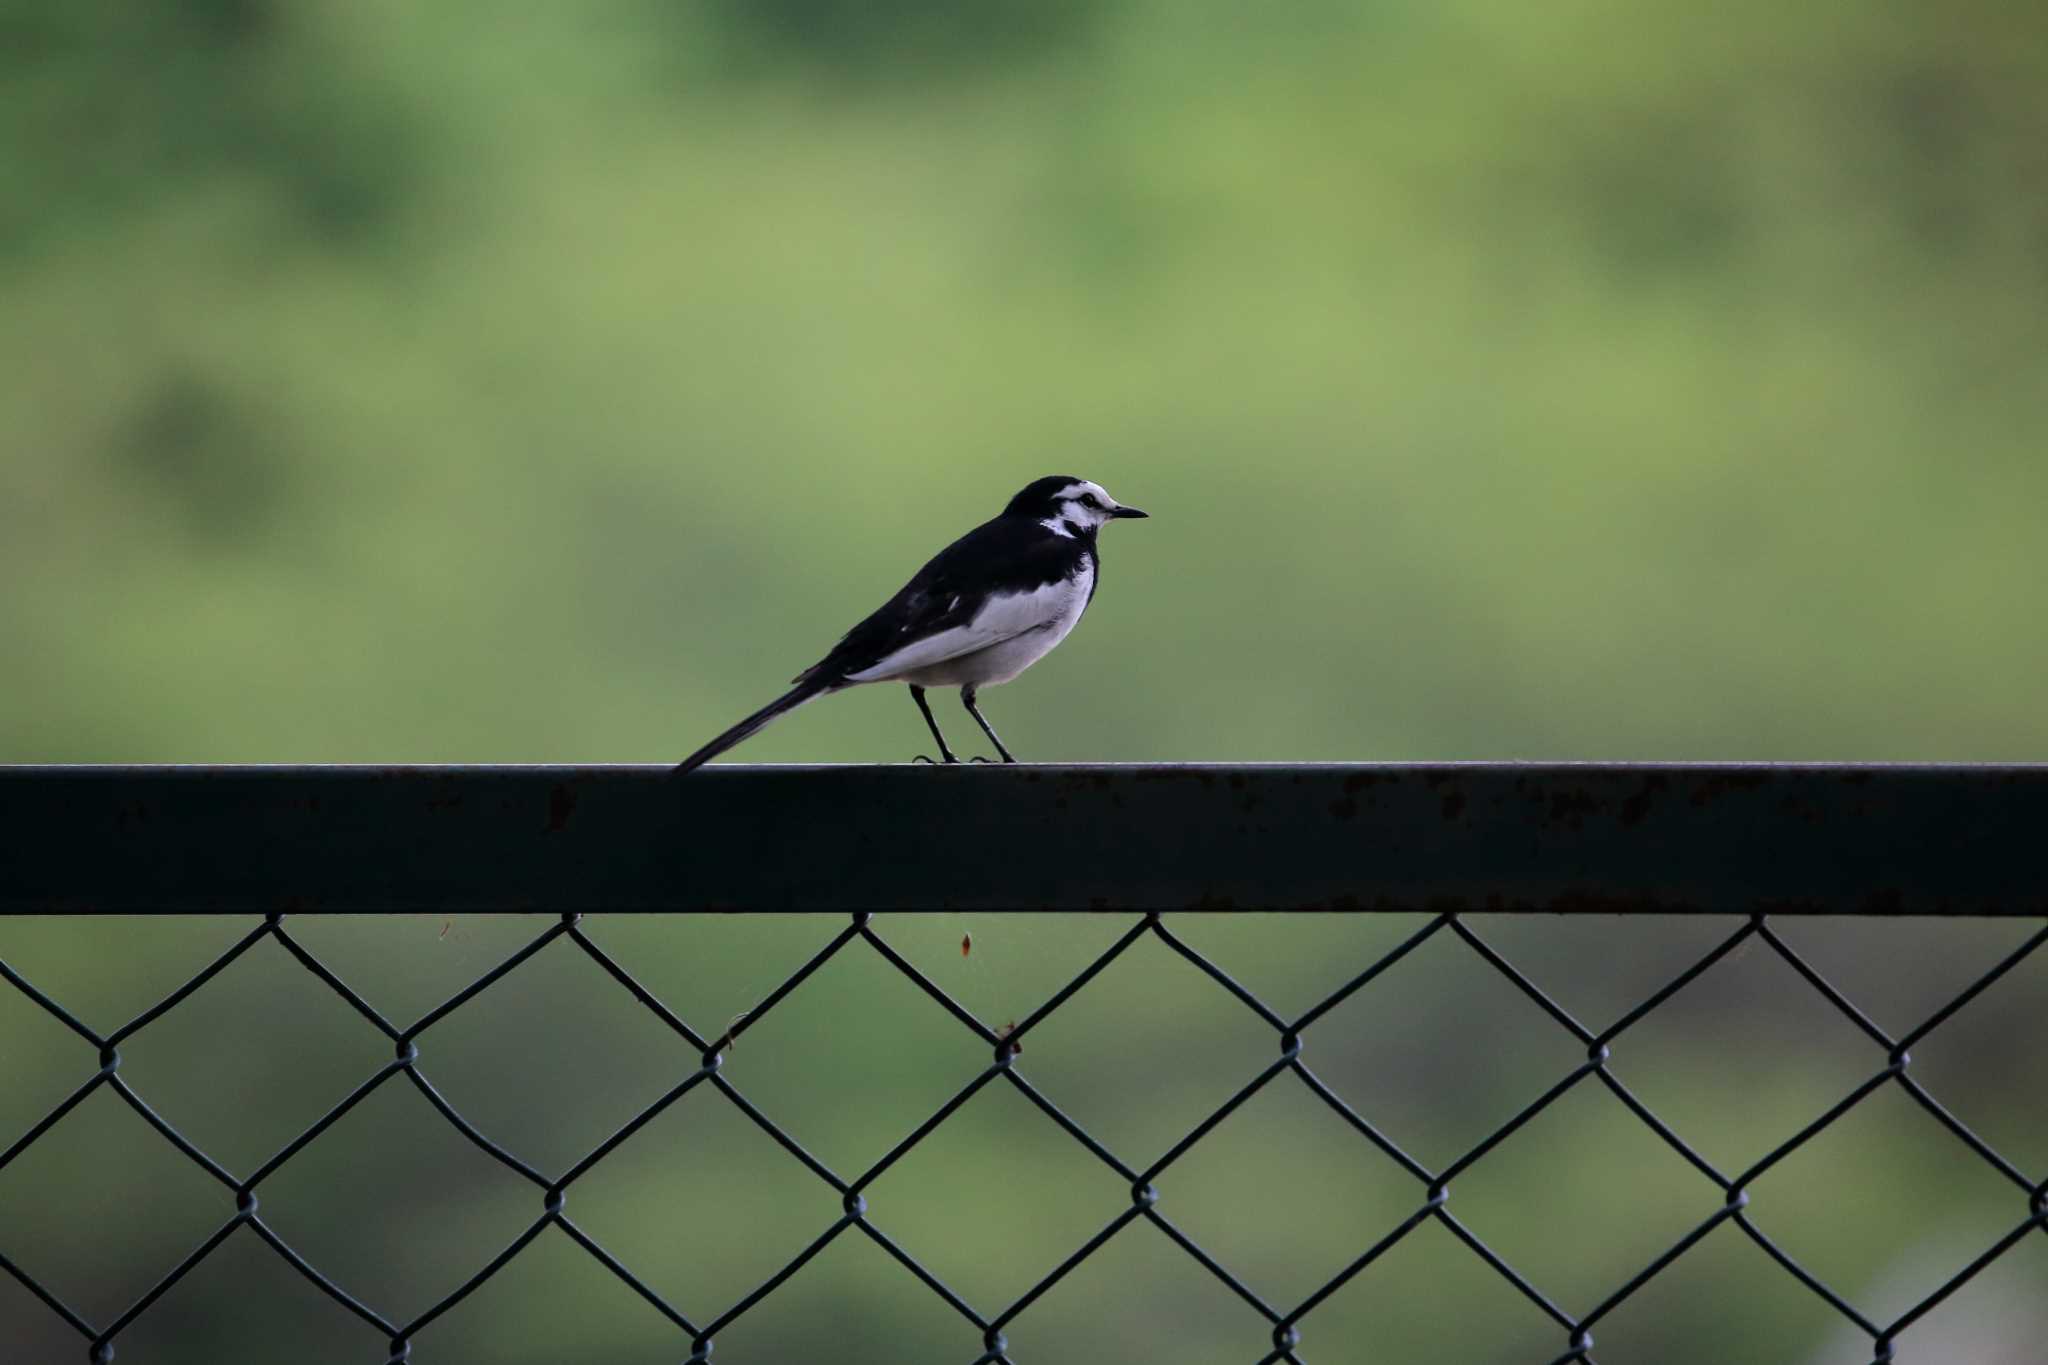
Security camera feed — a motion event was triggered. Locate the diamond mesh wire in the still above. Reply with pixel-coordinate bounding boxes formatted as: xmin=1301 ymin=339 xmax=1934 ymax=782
xmin=3 ymin=910 xmax=2045 ymax=1364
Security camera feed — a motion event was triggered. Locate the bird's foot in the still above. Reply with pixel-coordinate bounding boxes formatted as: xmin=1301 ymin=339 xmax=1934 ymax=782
xmin=912 ymin=753 xmax=961 ymax=765
xmin=969 ymin=755 xmax=997 ymax=764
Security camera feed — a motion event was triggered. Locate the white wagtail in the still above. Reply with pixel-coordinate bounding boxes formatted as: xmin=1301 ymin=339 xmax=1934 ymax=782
xmin=674 ymin=476 xmax=1148 ymax=772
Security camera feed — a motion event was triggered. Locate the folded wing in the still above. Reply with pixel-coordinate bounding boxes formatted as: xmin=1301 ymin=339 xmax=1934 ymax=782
xmin=795 ymin=519 xmax=1080 ymax=687
xmin=845 ymin=584 xmax=1062 ymax=682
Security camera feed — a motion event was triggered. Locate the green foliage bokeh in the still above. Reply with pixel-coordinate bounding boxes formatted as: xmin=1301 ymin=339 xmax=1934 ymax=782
xmin=4 ymin=0 xmax=2045 ymax=765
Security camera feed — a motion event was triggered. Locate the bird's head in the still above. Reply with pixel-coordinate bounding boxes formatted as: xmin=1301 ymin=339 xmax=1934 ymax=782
xmin=1003 ymin=476 xmax=1149 ymax=537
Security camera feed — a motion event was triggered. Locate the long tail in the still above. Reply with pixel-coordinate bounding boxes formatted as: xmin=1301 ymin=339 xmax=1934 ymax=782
xmin=673 ymin=680 xmax=833 ymax=775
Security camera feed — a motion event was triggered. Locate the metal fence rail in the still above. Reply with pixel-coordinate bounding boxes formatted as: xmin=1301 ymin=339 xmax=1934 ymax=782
xmin=3 ymin=766 xmax=2046 ymax=1364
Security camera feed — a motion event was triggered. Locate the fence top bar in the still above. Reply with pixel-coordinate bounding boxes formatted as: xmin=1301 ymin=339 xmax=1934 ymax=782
xmin=2 ymin=763 xmax=2043 ymax=914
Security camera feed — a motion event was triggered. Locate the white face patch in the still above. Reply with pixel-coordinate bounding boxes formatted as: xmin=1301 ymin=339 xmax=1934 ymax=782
xmin=1047 ymin=480 xmax=1122 ymax=534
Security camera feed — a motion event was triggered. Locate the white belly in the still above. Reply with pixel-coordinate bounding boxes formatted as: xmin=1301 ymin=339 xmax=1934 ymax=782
xmin=878 ymin=562 xmax=1094 ymax=689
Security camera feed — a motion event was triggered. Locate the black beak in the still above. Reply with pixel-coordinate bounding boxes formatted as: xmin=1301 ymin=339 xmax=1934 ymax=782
xmin=1109 ymin=505 xmax=1149 ymax=519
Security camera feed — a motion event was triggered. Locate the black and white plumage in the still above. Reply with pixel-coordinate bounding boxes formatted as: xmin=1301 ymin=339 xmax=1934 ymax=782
xmin=673 ymin=476 xmax=1148 ymax=773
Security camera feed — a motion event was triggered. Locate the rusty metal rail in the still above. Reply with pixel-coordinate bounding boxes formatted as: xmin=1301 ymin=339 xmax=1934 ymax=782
xmin=3 ymin=764 xmax=2046 ymax=914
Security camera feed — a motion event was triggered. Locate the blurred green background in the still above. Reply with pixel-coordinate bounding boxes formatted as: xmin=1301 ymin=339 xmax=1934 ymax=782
xmin=3 ymin=0 xmax=2046 ymax=1361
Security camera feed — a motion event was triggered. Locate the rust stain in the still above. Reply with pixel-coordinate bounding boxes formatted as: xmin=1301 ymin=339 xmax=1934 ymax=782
xmin=1618 ymin=774 xmax=1666 ymax=828
xmin=1547 ymin=789 xmax=1602 ymax=827
xmin=1129 ymin=766 xmax=1220 ymax=787
xmin=1781 ymin=793 xmax=1826 ymax=826
xmin=546 ymin=783 xmax=577 ymax=833
xmin=1689 ymin=770 xmax=1772 ymax=807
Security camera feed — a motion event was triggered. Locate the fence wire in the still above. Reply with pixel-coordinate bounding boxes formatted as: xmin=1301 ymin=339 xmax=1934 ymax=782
xmin=3 ymin=910 xmax=2045 ymax=1364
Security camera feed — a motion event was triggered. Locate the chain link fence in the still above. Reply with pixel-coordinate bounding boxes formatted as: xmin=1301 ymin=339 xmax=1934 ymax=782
xmin=4 ymin=906 xmax=2045 ymax=1364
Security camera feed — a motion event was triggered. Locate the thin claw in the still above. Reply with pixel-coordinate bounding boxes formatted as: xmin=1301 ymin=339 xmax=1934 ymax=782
xmin=969 ymin=755 xmax=997 ymax=764
xmin=912 ymin=753 xmax=936 ymax=765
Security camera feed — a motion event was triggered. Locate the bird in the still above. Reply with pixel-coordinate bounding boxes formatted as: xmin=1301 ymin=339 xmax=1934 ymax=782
xmin=674 ymin=475 xmax=1148 ymax=773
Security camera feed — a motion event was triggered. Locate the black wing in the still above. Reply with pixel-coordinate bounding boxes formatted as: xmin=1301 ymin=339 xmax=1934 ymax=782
xmin=794 ymin=517 xmax=1083 ymax=686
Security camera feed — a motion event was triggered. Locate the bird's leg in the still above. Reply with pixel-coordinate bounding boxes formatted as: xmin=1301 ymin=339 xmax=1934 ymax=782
xmin=961 ymin=686 xmax=1017 ymax=764
xmin=909 ymin=685 xmax=959 ymax=764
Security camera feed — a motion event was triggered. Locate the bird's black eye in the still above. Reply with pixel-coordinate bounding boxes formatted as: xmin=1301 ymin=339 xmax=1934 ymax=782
xmin=1079 ymin=494 xmax=1102 ymax=510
